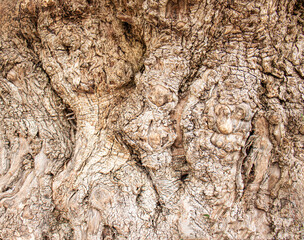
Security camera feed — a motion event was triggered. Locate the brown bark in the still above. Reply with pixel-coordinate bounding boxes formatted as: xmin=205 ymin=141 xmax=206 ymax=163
xmin=0 ymin=0 xmax=304 ymax=239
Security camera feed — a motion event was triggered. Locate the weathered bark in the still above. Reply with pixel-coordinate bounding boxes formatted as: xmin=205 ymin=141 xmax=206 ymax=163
xmin=1 ymin=0 xmax=304 ymax=239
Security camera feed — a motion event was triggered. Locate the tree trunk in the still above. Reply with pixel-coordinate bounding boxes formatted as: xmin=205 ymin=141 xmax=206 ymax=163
xmin=1 ymin=0 xmax=304 ymax=239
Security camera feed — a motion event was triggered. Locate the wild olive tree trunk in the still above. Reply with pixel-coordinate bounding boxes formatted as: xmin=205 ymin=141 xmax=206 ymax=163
xmin=1 ymin=0 xmax=304 ymax=239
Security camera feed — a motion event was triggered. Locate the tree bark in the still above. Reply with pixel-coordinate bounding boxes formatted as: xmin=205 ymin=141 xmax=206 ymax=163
xmin=1 ymin=0 xmax=304 ymax=239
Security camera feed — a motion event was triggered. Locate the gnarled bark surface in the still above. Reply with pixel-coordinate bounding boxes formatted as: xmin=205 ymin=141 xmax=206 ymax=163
xmin=1 ymin=0 xmax=304 ymax=239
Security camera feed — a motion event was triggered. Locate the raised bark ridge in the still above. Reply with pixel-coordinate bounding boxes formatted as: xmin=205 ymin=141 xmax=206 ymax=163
xmin=0 ymin=0 xmax=304 ymax=239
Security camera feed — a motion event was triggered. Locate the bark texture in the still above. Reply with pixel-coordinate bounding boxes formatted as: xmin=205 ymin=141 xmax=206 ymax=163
xmin=1 ymin=0 xmax=304 ymax=239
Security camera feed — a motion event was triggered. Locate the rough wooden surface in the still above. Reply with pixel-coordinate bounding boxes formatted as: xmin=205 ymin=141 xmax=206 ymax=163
xmin=0 ymin=0 xmax=304 ymax=239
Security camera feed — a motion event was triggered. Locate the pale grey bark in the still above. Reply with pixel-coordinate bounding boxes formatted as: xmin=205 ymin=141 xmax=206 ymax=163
xmin=0 ymin=0 xmax=304 ymax=239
